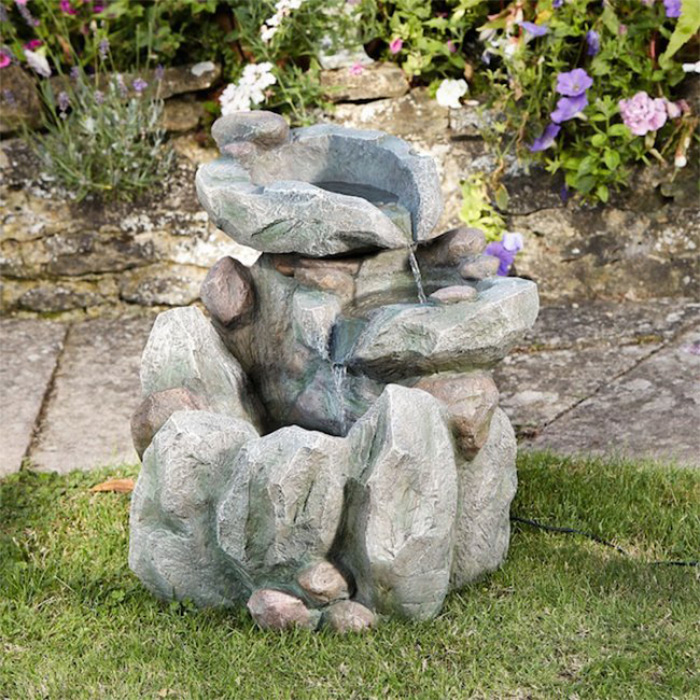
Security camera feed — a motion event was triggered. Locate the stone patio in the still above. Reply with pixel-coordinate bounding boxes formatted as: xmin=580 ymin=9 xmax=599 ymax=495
xmin=1 ymin=298 xmax=698 ymax=477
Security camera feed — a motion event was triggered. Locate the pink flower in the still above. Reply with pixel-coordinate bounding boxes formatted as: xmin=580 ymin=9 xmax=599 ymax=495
xmin=24 ymin=40 xmax=43 ymax=50
xmin=389 ymin=37 xmax=403 ymax=54
xmin=665 ymin=99 xmax=681 ymax=119
xmin=60 ymin=0 xmax=77 ymax=15
xmin=349 ymin=62 xmax=364 ymax=76
xmin=0 ymin=52 xmax=11 ymax=69
xmin=619 ymin=91 xmax=668 ymax=136
xmin=15 ymin=0 xmax=28 ymax=5
xmin=447 ymin=40 xmax=457 ymax=53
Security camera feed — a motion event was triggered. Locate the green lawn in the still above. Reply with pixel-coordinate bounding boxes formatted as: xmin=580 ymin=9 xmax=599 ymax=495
xmin=1 ymin=453 xmax=698 ymax=699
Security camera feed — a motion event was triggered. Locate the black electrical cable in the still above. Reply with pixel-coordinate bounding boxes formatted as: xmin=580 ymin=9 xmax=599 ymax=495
xmin=511 ymin=515 xmax=699 ymax=567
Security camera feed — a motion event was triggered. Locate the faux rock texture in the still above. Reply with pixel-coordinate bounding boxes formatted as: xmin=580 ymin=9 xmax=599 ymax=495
xmin=451 ymin=408 xmax=518 ymax=588
xmin=247 ymin=589 xmax=320 ymax=630
xmin=131 ymin=386 xmax=209 ymax=458
xmin=140 ymin=306 xmax=261 ymax=428
xmin=338 ymin=386 xmax=458 ymax=620
xmin=320 ymin=63 xmax=410 ymax=103
xmin=129 ymin=114 xmax=539 ymax=628
xmin=196 ymin=116 xmax=444 ymax=256
xmin=323 ymin=601 xmax=376 ymax=633
xmin=129 ymin=411 xmax=258 ymax=607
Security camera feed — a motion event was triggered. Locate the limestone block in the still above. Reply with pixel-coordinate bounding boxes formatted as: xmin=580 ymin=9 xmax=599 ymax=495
xmin=217 ymin=426 xmax=350 ymax=584
xmin=451 ymin=408 xmax=518 ymax=588
xmin=429 ymin=285 xmax=478 ymax=304
xmin=140 ymin=306 xmax=261 ymax=427
xmin=338 ymin=385 xmax=458 ymax=620
xmin=320 ymin=63 xmax=409 ymax=103
xmin=129 ymin=411 xmax=258 ymax=606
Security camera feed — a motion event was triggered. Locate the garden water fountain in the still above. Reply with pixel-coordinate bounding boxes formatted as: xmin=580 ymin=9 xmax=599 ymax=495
xmin=128 ymin=111 xmax=539 ymax=631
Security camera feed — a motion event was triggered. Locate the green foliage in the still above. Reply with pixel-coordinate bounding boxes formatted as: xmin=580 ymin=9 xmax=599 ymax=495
xmin=1 ymin=455 xmax=698 ymax=698
xmin=478 ymin=0 xmax=697 ymax=203
xmin=458 ymin=173 xmax=507 ymax=241
xmin=660 ymin=0 xmax=700 ymax=67
xmin=356 ymin=0 xmax=489 ymax=81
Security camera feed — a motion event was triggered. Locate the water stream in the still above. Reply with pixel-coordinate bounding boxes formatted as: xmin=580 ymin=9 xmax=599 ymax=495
xmin=331 ymin=362 xmax=349 ymax=435
xmin=407 ymin=244 xmax=428 ymax=304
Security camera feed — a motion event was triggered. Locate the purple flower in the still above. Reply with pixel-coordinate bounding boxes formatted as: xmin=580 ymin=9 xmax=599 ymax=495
xmin=559 ymin=184 xmax=570 ymax=203
xmin=70 ymin=65 xmax=80 ymax=80
xmin=529 ymin=122 xmax=561 ymax=152
xmin=0 ymin=5 xmax=9 ymax=22
xmin=155 ymin=64 xmax=165 ymax=81
xmin=59 ymin=0 xmax=77 ymax=15
xmin=586 ymin=30 xmax=600 ymax=56
xmin=98 ymin=38 xmax=109 ymax=60
xmin=485 ymin=233 xmax=524 ymax=276
xmin=619 ymin=91 xmax=667 ymax=135
xmin=57 ymin=90 xmax=70 ymax=112
xmin=663 ymin=0 xmax=681 ymax=17
xmin=115 ymin=73 xmax=127 ymax=97
xmin=94 ymin=89 xmax=104 ymax=105
xmin=556 ymin=68 xmax=593 ymax=97
xmin=520 ymin=21 xmax=548 ymax=37
xmin=553 ymin=0 xmax=564 ymax=7
xmin=551 ymin=93 xmax=588 ymax=122
xmin=132 ymin=77 xmax=148 ymax=93
xmin=16 ymin=1 xmax=40 ymax=27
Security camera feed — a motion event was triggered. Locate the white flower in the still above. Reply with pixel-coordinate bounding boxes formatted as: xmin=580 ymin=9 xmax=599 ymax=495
xmin=219 ymin=63 xmax=277 ymax=115
xmin=502 ymin=232 xmax=524 ymax=252
xmin=261 ymin=25 xmax=278 ymax=42
xmin=435 ymin=79 xmax=468 ymax=109
xmin=83 ymin=117 xmax=96 ymax=134
xmin=25 ymin=49 xmax=51 ymax=78
xmin=682 ymin=61 xmax=700 ymax=73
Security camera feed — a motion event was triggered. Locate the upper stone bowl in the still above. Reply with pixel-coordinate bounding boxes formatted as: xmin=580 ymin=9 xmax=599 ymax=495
xmin=195 ymin=111 xmax=444 ymax=257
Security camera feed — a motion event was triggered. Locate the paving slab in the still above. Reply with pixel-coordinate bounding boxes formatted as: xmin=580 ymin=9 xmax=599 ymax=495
xmin=0 ymin=319 xmax=68 ymax=477
xmin=494 ymin=342 xmax=661 ymax=436
xmin=528 ymin=325 xmax=700 ymax=467
xmin=515 ymin=298 xmax=700 ymax=350
xmin=28 ymin=316 xmax=155 ymax=473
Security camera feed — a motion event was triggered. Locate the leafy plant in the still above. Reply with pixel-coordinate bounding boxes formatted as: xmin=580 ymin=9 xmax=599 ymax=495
xmin=476 ymin=0 xmax=698 ymax=202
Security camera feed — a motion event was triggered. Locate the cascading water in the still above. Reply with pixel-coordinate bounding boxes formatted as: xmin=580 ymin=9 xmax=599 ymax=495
xmin=407 ymin=244 xmax=428 ymax=304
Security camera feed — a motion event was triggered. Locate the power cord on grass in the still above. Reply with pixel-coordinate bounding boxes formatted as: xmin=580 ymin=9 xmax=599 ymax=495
xmin=511 ymin=515 xmax=699 ymax=567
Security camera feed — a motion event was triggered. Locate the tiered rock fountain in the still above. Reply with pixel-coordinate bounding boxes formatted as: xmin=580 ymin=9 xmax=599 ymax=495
xmin=128 ymin=111 xmax=539 ymax=631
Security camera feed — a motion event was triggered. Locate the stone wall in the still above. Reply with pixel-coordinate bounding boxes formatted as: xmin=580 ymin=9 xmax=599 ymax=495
xmin=1 ymin=64 xmax=698 ymax=318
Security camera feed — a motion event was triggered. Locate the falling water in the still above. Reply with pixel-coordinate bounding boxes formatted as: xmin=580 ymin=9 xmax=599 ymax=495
xmin=332 ymin=363 xmax=349 ymax=435
xmin=407 ymin=244 xmax=428 ymax=304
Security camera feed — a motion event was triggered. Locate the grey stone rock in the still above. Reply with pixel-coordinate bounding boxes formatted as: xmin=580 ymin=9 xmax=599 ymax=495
xmin=247 ymin=589 xmax=320 ymax=630
xmin=297 ymin=561 xmax=349 ymax=605
xmin=200 ymin=256 xmax=255 ymax=327
xmin=459 ymin=255 xmax=500 ymax=280
xmin=131 ymin=387 xmax=209 ymax=458
xmin=429 ymin=285 xmax=478 ymax=304
xmin=418 ymin=226 xmax=486 ymax=267
xmin=337 ymin=385 xmax=458 ymax=620
xmin=451 ymin=408 xmax=517 ymax=588
xmin=349 ymin=278 xmax=540 ymax=380
xmin=414 ymin=371 xmax=499 ymax=458
xmin=0 ymin=320 xmax=68 ymax=477
xmin=140 ymin=307 xmax=261 ymax=428
xmin=129 ymin=410 xmax=258 ymax=606
xmin=217 ymin=426 xmax=349 ymax=585
xmin=320 ymin=63 xmax=409 ymax=103
xmin=324 ymin=600 xmax=376 ymax=633
xmin=196 ymin=116 xmax=443 ymax=256
xmin=212 ymin=111 xmax=289 ymax=151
